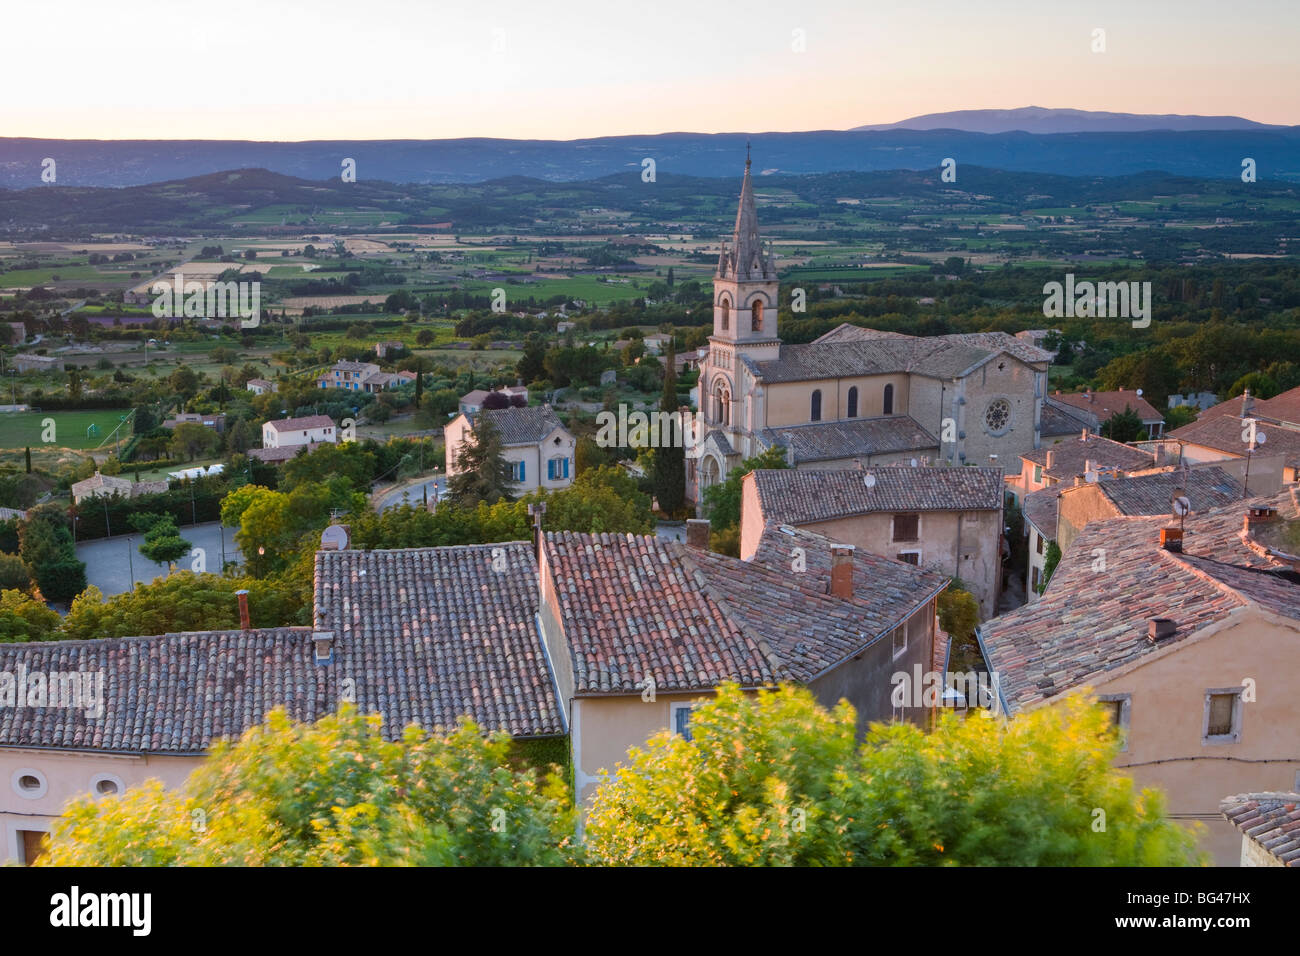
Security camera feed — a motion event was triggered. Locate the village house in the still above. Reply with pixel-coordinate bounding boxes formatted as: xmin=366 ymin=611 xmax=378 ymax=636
xmin=1156 ymin=388 xmax=1300 ymax=490
xmin=257 ymin=414 xmax=336 ymax=460
xmin=6 ymin=323 xmax=26 ymax=346
xmin=373 ymin=341 xmax=406 ymax=359
xmin=161 ymin=411 xmax=226 ymax=434
xmin=537 ymin=520 xmax=949 ymax=807
xmin=316 ymin=360 xmax=406 ymax=394
xmin=70 ymin=471 xmax=168 ymax=505
xmin=246 ymin=378 xmax=276 ymax=395
xmin=977 ymin=489 xmax=1300 ymax=865
xmin=739 ymin=465 xmax=1004 ymax=617
xmin=444 ymin=404 xmax=574 ymax=493
xmin=1047 ymin=387 xmax=1165 ymax=439
xmin=688 ymin=157 xmax=1055 ymax=504
xmin=11 ymin=354 xmax=60 ymax=373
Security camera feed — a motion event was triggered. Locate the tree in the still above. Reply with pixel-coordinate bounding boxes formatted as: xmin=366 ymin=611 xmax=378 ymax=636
xmin=0 ymin=588 xmax=62 ymax=642
xmin=447 ymin=416 xmax=515 ymax=507
xmin=280 ymin=442 xmax=375 ymax=495
xmin=62 ymin=575 xmax=304 ymax=640
xmin=170 ymin=422 xmax=219 ymax=461
xmin=516 ymin=334 xmax=546 ymax=384
xmin=1228 ymin=371 xmax=1279 ymax=401
xmin=1099 ymin=405 xmax=1145 ymax=443
xmin=137 ymin=514 xmax=192 ymax=570
xmin=1038 ymin=540 xmax=1062 ymax=594
xmin=937 ymin=581 xmax=981 ymax=670
xmin=651 ymin=345 xmax=686 ymax=516
xmin=221 ymin=480 xmax=364 ymax=575
xmin=0 ymin=553 xmax=30 ymax=592
xmin=19 ymin=506 xmax=85 ymax=603
xmin=169 ymin=365 xmax=200 ymax=400
xmin=40 ymin=706 xmax=576 ymax=866
xmin=481 ymin=391 xmax=511 ymax=410
xmin=584 ymin=684 xmax=1202 ymax=866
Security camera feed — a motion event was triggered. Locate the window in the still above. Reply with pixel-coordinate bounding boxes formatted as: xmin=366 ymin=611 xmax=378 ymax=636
xmin=847 ymin=386 xmax=858 ymax=419
xmin=91 ymin=773 xmax=124 ymax=797
xmin=1035 ymin=533 xmax=1044 ymax=555
xmin=896 ymin=551 xmax=921 ymax=565
xmin=1204 ymin=689 xmax=1243 ymax=743
xmin=985 ymin=399 xmax=1011 ymax=435
xmin=1098 ymin=694 xmax=1131 ymax=751
xmin=671 ymin=703 xmax=697 ymax=741
xmin=511 ymin=460 xmax=526 ymax=482
xmin=1030 ymin=566 xmax=1041 ymax=592
xmin=719 ymin=298 xmax=730 ymax=331
xmin=891 ymin=625 xmax=907 ymax=660
xmin=1033 ymin=464 xmax=1042 ymax=483
xmin=751 ymin=299 xmax=763 ymax=333
xmin=11 ymin=768 xmax=46 ymax=799
xmin=883 ymin=383 xmax=894 ymax=415
xmin=892 ymin=513 xmax=919 ymax=542
xmin=810 ymin=389 xmax=822 ymax=422
xmin=547 ymin=457 xmax=570 ymax=481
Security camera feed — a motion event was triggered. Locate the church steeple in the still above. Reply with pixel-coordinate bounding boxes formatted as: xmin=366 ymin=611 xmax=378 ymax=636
xmin=711 ymin=151 xmax=779 ymax=346
xmin=717 ymin=151 xmax=776 ymax=283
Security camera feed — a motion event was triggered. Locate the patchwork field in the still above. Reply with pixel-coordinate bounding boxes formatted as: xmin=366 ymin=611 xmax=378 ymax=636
xmin=0 ymin=408 xmax=132 ymax=451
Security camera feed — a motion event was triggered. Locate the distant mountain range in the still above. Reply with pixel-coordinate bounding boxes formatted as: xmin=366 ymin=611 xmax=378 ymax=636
xmin=2 ymin=117 xmax=1298 ymax=189
xmin=853 ymin=106 xmax=1291 ymax=134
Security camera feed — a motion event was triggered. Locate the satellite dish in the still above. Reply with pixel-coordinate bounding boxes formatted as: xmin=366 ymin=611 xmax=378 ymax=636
xmin=1256 ymin=431 xmax=1267 ymax=445
xmin=910 ymin=458 xmax=919 ymax=468
xmin=1136 ymin=388 xmax=1144 ymax=397
xmin=1172 ymin=496 xmax=1191 ymax=516
xmin=863 ymin=472 xmax=876 ymax=489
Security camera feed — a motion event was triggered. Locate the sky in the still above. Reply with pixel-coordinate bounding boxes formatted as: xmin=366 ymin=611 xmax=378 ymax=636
xmin=4 ymin=0 xmax=1298 ymax=141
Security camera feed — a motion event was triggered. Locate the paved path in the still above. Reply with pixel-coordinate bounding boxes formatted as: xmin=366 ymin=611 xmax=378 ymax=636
xmin=75 ymin=521 xmax=243 ymax=597
xmin=375 ymin=476 xmax=445 ymax=512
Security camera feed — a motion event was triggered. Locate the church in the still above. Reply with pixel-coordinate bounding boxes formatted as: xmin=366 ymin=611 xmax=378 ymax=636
xmin=686 ymin=155 xmax=1059 ymax=503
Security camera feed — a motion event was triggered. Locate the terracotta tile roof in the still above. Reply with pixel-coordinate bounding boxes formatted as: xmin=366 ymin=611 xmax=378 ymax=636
xmin=761 ymin=416 xmax=938 ymax=465
xmin=0 ymin=628 xmax=327 ymax=753
xmin=1221 ymin=792 xmax=1300 ymax=865
xmin=476 ymin=404 xmax=565 ymax=446
xmin=978 ymin=490 xmax=1300 ymax=712
xmin=314 ymin=544 xmax=564 ymax=738
xmin=248 ymin=442 xmax=328 ymax=462
xmin=267 ymin=414 xmax=334 ymax=432
xmin=1021 ymin=487 xmax=1060 ymax=538
xmin=543 ymin=526 xmax=946 ymax=695
xmin=1168 ymin=414 xmax=1300 ymax=470
xmin=1023 ymin=433 xmax=1154 ymax=480
xmin=749 ymin=466 xmax=1003 ymax=525
xmin=1040 ymin=398 xmax=1094 ymax=437
xmin=1200 ymin=385 xmax=1300 ymax=427
xmin=1050 ymin=389 xmax=1164 ymax=423
xmin=812 ymin=323 xmax=1054 ymax=367
xmin=1095 ymin=466 xmax=1243 ymax=516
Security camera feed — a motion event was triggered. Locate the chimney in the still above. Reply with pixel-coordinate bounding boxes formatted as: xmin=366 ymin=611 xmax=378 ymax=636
xmin=830 ymin=543 xmax=855 ymax=600
xmin=1081 ymin=427 xmax=1090 ymax=441
xmin=685 ymin=518 xmax=711 ymax=549
xmin=236 ymin=588 xmax=251 ymax=630
xmin=1244 ymin=505 xmax=1279 ymax=534
xmin=527 ymin=501 xmax=547 ymax=559
xmin=1147 ymin=618 xmax=1177 ymax=643
xmin=1241 ymin=387 xmax=1253 ymax=417
xmin=1045 ymin=450 xmax=1055 ymax=470
xmin=1159 ymin=527 xmax=1183 ymax=552
xmin=1086 ymin=388 xmax=1094 ymax=403
xmin=312 ymin=631 xmax=334 ymax=665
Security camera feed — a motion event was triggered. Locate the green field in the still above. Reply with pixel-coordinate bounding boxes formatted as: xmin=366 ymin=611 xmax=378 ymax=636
xmin=0 ymin=408 xmax=132 ymax=450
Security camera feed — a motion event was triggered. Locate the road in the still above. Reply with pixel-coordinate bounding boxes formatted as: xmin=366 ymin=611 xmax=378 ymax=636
xmin=375 ymin=476 xmax=445 ymax=512
xmin=75 ymin=521 xmax=243 ymax=597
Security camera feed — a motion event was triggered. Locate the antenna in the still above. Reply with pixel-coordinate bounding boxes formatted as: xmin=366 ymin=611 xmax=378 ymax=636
xmin=863 ymin=472 xmax=877 ymax=489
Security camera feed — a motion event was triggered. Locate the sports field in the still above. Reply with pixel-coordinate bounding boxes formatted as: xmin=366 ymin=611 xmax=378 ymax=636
xmin=0 ymin=409 xmax=132 ymax=450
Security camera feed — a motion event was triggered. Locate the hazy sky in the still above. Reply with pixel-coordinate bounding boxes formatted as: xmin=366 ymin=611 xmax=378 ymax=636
xmin=5 ymin=0 xmax=1297 ymax=140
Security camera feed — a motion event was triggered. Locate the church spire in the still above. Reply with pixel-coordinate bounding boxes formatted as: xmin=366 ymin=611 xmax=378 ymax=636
xmin=718 ymin=149 xmax=774 ymax=282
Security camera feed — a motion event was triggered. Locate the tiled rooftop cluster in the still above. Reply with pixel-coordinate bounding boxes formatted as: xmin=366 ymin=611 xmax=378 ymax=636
xmin=1221 ymin=792 xmax=1300 ymax=866
xmin=749 ymin=466 xmax=1003 ymax=525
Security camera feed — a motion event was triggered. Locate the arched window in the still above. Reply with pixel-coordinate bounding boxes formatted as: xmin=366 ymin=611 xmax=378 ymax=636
xmin=719 ymin=298 xmax=730 ymax=331
xmin=883 ymin=383 xmax=894 ymax=415
xmin=847 ymin=386 xmax=858 ymax=419
xmin=714 ymin=383 xmax=730 ymax=426
xmin=811 ymin=389 xmax=822 ymax=422
xmin=751 ymin=299 xmax=763 ymax=333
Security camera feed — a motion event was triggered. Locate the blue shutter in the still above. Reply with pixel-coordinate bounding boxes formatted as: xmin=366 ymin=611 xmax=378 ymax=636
xmin=518 ymin=460 xmax=525 ymax=482
xmin=547 ymin=459 xmax=555 ymax=481
xmin=563 ymin=457 xmax=570 ymax=478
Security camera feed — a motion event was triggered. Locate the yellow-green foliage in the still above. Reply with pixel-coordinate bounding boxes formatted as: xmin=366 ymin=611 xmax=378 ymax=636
xmin=39 ymin=706 xmax=577 ymax=867
xmin=584 ymin=684 xmax=1206 ymax=867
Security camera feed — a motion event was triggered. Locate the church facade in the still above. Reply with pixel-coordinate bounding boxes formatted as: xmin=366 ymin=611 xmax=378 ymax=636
xmin=686 ymin=157 xmax=1056 ymax=504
